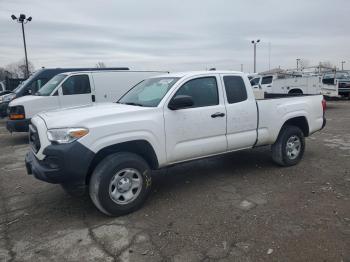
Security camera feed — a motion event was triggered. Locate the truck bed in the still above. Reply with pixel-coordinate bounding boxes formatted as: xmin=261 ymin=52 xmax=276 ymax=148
xmin=255 ymin=94 xmax=324 ymax=146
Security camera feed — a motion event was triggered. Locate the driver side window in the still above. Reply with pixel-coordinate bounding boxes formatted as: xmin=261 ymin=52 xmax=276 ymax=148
xmin=173 ymin=77 xmax=218 ymax=108
xmin=62 ymin=75 xmax=91 ymax=95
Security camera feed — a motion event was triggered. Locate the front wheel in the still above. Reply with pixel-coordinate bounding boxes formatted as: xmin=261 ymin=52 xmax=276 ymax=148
xmin=89 ymin=152 xmax=152 ymax=216
xmin=271 ymin=125 xmax=305 ymax=166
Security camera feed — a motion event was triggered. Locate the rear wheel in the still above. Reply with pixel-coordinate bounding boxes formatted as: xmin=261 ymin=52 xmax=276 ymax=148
xmin=271 ymin=125 xmax=305 ymax=166
xmin=89 ymin=152 xmax=152 ymax=216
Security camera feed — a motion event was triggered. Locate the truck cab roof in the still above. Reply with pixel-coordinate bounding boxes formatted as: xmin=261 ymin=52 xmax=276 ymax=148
xmin=155 ymin=70 xmax=244 ymax=79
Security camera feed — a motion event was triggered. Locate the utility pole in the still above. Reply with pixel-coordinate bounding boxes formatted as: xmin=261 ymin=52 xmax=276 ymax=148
xmin=251 ymin=39 xmax=260 ymax=73
xmin=240 ymin=64 xmax=243 ymax=72
xmin=296 ymin=58 xmax=301 ymax=71
xmin=268 ymin=42 xmax=271 ymax=70
xmin=341 ymin=61 xmax=346 ymax=71
xmin=11 ymin=14 xmax=32 ymax=78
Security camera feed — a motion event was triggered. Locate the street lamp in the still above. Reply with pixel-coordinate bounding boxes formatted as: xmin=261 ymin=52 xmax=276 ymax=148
xmin=251 ymin=39 xmax=260 ymax=73
xmin=341 ymin=61 xmax=346 ymax=71
xmin=11 ymin=14 xmax=32 ymax=78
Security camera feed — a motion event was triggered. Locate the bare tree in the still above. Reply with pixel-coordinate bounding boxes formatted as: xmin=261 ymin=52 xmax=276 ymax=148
xmin=0 ymin=67 xmax=11 ymax=81
xmin=5 ymin=58 xmax=35 ymax=78
xmin=95 ymin=62 xmax=106 ymax=68
xmin=319 ymin=61 xmax=334 ymax=69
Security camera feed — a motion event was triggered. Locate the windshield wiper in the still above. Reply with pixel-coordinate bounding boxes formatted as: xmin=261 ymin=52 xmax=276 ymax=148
xmin=119 ymin=102 xmax=144 ymax=107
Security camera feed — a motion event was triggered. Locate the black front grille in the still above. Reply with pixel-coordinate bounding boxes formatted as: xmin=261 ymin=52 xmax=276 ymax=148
xmin=339 ymin=82 xmax=350 ymax=89
xmin=29 ymin=124 xmax=41 ymax=153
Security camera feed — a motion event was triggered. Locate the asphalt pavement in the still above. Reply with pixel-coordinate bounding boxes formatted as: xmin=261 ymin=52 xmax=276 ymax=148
xmin=0 ymin=101 xmax=349 ymax=262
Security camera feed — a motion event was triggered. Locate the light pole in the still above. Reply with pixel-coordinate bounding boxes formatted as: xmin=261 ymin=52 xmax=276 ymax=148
xmin=251 ymin=39 xmax=260 ymax=73
xmin=296 ymin=58 xmax=301 ymax=71
xmin=11 ymin=14 xmax=32 ymax=78
xmin=341 ymin=61 xmax=346 ymax=71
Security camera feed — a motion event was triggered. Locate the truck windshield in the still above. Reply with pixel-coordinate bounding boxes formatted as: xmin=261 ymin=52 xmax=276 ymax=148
xmin=118 ymin=77 xmax=179 ymax=107
xmin=36 ymin=74 xmax=67 ymax=96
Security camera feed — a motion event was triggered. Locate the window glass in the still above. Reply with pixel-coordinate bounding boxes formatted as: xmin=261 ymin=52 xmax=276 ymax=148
xmin=250 ymin=77 xmax=260 ymax=86
xmin=223 ymin=76 xmax=247 ymax=104
xmin=174 ymin=77 xmax=218 ymax=108
xmin=118 ymin=77 xmax=179 ymax=107
xmin=36 ymin=74 xmax=67 ymax=96
xmin=62 ymin=75 xmax=91 ymax=95
xmin=261 ymin=76 xmax=273 ymax=85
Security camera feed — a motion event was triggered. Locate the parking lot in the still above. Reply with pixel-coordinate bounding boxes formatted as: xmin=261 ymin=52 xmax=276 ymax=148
xmin=0 ymin=101 xmax=348 ymax=262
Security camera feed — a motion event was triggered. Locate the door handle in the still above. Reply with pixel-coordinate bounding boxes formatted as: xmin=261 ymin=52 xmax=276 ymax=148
xmin=211 ymin=112 xmax=225 ymax=118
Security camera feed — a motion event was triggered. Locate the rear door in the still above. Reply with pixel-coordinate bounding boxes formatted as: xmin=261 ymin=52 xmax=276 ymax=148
xmin=221 ymin=74 xmax=258 ymax=151
xmin=58 ymin=74 xmax=94 ymax=108
xmin=164 ymin=75 xmax=227 ymax=163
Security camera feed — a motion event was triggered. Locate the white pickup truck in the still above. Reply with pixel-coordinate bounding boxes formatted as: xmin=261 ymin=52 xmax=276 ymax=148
xmin=25 ymin=71 xmax=326 ymax=216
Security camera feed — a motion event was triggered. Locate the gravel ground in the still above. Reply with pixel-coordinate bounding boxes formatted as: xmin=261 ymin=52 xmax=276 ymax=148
xmin=0 ymin=101 xmax=349 ymax=262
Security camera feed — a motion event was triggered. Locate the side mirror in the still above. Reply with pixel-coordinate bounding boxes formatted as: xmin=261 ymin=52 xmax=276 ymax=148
xmin=168 ymin=95 xmax=194 ymax=110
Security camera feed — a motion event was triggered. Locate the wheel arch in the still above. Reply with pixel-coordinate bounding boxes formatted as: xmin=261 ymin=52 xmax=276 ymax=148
xmin=86 ymin=140 xmax=159 ymax=184
xmin=288 ymin=88 xmax=303 ymax=94
xmin=280 ymin=116 xmax=309 ymax=137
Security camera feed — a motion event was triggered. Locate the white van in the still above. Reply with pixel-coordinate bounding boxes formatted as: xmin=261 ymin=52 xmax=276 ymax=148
xmin=7 ymin=70 xmax=167 ymax=132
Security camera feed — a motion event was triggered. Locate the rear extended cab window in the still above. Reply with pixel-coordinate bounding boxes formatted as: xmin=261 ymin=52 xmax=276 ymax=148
xmin=223 ymin=76 xmax=247 ymax=104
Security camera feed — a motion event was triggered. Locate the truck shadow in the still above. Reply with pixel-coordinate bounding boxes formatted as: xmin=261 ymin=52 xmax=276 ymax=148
xmin=150 ymin=146 xmax=274 ymax=194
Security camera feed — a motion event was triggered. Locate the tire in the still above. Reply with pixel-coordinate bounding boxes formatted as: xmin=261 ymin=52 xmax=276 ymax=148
xmin=271 ymin=125 xmax=305 ymax=166
xmin=89 ymin=152 xmax=152 ymax=216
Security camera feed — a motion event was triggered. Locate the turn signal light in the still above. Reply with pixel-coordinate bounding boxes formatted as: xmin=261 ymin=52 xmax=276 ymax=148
xmin=9 ymin=114 xmax=25 ymax=120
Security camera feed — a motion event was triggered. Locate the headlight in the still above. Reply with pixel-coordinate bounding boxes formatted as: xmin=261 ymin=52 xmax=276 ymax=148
xmin=3 ymin=93 xmax=16 ymax=102
xmin=47 ymin=128 xmax=89 ymax=144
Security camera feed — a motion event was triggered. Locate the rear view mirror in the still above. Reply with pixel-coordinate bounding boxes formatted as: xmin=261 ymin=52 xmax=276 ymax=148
xmin=168 ymin=95 xmax=194 ymax=110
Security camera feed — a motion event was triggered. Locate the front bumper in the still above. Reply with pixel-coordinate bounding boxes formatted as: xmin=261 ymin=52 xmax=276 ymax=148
xmin=25 ymin=142 xmax=95 ymax=185
xmin=0 ymin=102 xmax=9 ymax=118
xmin=6 ymin=118 xmax=30 ymax=132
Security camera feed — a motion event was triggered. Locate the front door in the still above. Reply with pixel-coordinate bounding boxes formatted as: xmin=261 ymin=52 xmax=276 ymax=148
xmin=164 ymin=76 xmax=227 ymax=163
xmin=58 ymin=74 xmax=93 ymax=108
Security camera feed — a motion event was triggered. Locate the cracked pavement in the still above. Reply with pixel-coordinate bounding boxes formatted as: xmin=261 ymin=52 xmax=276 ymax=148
xmin=0 ymin=101 xmax=349 ymax=261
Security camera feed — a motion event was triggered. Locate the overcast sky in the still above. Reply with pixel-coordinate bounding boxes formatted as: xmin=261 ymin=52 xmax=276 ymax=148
xmin=0 ymin=0 xmax=349 ymax=73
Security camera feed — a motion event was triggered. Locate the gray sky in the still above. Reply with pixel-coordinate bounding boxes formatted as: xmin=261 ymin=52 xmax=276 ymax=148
xmin=0 ymin=0 xmax=349 ymax=72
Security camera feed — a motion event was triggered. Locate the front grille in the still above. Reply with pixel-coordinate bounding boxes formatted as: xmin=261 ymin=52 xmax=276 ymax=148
xmin=29 ymin=124 xmax=41 ymax=153
xmin=338 ymin=82 xmax=350 ymax=89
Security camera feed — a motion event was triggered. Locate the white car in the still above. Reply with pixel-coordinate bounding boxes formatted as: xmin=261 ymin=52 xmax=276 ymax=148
xmin=25 ymin=71 xmax=326 ymax=216
xmin=7 ymin=70 xmax=167 ymax=132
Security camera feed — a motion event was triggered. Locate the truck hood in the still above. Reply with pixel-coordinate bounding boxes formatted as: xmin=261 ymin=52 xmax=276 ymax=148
xmin=9 ymin=95 xmax=46 ymax=107
xmin=38 ymin=103 xmax=152 ymax=129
